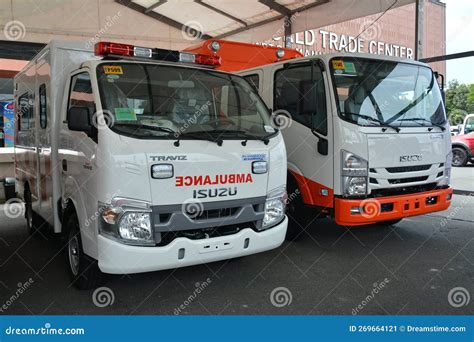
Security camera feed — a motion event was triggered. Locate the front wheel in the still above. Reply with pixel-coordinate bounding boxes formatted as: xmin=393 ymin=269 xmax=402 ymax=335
xmin=66 ymin=214 xmax=104 ymax=290
xmin=452 ymin=147 xmax=468 ymax=167
xmin=24 ymin=188 xmax=41 ymax=235
xmin=285 ymin=179 xmax=311 ymax=241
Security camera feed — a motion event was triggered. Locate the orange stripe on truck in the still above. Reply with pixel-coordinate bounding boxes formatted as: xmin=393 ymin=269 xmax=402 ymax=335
xmin=289 ymin=170 xmax=334 ymax=208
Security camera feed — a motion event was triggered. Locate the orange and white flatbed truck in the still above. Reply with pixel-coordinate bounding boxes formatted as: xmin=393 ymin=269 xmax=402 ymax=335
xmin=186 ymin=40 xmax=453 ymax=239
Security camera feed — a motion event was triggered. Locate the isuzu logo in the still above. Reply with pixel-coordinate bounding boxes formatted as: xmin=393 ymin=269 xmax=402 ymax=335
xmin=399 ymin=154 xmax=423 ymax=162
xmin=193 ymin=187 xmax=238 ymax=199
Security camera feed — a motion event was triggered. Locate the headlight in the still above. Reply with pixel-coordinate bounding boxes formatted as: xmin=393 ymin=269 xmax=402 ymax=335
xmin=342 ymin=150 xmax=368 ymax=196
xmin=263 ymin=186 xmax=287 ymax=228
xmin=439 ymin=152 xmax=452 ymax=186
xmin=99 ymin=197 xmax=154 ymax=246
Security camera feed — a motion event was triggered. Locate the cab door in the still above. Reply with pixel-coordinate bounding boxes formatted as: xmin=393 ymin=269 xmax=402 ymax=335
xmin=272 ymin=60 xmax=334 ymax=209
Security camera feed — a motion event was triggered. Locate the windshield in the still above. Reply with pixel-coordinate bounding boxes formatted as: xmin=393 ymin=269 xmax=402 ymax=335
xmin=96 ymin=62 xmax=273 ymax=139
xmin=330 ymin=57 xmax=446 ymax=128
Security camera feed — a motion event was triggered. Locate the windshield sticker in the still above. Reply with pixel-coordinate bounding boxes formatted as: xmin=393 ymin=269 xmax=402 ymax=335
xmin=343 ymin=62 xmax=356 ymax=73
xmin=332 ymin=60 xmax=345 ymax=70
xmin=103 ymin=65 xmax=123 ymax=75
xmin=242 ymin=153 xmax=266 ymax=161
xmin=114 ymin=108 xmax=137 ymax=121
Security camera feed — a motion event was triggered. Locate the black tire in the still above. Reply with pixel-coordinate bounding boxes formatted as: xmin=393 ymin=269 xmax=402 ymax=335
xmin=285 ymin=177 xmax=311 ymax=241
xmin=66 ymin=213 xmax=104 ymax=290
xmin=24 ymin=188 xmax=41 ymax=235
xmin=378 ymin=219 xmax=402 ymax=226
xmin=452 ymin=147 xmax=468 ymax=167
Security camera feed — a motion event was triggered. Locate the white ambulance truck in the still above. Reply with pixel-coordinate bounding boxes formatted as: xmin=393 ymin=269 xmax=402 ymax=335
xmin=14 ymin=40 xmax=287 ymax=289
xmin=237 ymin=53 xmax=453 ymax=238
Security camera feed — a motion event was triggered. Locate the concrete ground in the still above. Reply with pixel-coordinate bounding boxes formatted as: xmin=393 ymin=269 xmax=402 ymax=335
xmin=0 ymin=168 xmax=472 ymax=315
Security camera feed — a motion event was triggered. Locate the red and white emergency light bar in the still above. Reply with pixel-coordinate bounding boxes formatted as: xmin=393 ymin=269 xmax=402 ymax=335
xmin=94 ymin=41 xmax=221 ymax=67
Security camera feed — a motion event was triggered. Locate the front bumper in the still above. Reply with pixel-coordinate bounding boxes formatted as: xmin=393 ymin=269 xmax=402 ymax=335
xmin=98 ymin=216 xmax=287 ymax=274
xmin=334 ymin=188 xmax=453 ymax=226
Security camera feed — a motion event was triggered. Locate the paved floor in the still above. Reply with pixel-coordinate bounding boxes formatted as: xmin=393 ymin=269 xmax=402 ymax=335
xmin=0 ymin=169 xmax=472 ymax=315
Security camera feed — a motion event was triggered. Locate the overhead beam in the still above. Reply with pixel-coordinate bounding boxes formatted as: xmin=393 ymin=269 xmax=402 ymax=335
xmin=145 ymin=0 xmax=167 ymax=14
xmin=258 ymin=0 xmax=291 ymax=16
xmin=194 ymin=0 xmax=247 ymax=27
xmin=115 ymin=0 xmax=212 ymax=39
xmin=215 ymin=0 xmax=329 ymax=40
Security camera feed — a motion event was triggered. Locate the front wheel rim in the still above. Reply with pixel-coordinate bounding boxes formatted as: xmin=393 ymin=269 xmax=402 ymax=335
xmin=68 ymin=236 xmax=80 ymax=276
xmin=452 ymin=151 xmax=464 ymax=165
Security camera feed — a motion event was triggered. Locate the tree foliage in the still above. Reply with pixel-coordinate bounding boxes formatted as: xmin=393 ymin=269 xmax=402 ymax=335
xmin=445 ymin=80 xmax=474 ymax=124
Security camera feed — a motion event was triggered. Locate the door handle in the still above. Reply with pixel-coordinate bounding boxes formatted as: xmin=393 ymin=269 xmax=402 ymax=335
xmin=62 ymin=159 xmax=67 ymax=172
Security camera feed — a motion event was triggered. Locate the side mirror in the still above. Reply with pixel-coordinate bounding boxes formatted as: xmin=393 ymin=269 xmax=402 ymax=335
xmin=67 ymin=106 xmax=91 ymax=132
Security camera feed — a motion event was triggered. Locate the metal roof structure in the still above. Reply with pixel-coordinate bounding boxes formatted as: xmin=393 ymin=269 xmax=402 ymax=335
xmin=116 ymin=0 xmax=414 ymax=44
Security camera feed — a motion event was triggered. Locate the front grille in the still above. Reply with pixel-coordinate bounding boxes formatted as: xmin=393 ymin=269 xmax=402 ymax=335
xmin=385 ymin=164 xmax=431 ymax=173
xmin=185 ymin=207 xmax=239 ymax=221
xmin=388 ymin=176 xmax=429 ymax=184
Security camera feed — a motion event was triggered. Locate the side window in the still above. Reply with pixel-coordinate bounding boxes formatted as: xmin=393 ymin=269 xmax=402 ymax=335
xmin=68 ymin=72 xmax=95 ymax=117
xmin=465 ymin=117 xmax=474 ymax=134
xmin=39 ymin=84 xmax=47 ymax=129
xmin=274 ymin=63 xmax=327 ymax=135
xmin=18 ymin=92 xmax=29 ymax=131
xmin=244 ymin=74 xmax=260 ymax=92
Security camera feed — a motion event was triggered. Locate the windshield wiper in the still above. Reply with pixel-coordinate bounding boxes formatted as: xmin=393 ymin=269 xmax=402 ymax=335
xmin=342 ymin=112 xmax=400 ymax=132
xmin=113 ymin=123 xmax=178 ymax=135
xmin=209 ymin=129 xmax=274 ymax=145
xmin=396 ymin=118 xmax=446 ymax=131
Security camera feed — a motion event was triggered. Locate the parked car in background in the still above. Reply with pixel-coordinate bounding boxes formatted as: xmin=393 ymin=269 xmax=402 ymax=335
xmin=451 ymin=132 xmax=474 ymax=166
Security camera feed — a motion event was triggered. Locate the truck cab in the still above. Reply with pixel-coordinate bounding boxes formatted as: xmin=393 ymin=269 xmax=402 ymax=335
xmin=234 ymin=50 xmax=453 ymax=237
xmin=14 ymin=40 xmax=288 ymax=289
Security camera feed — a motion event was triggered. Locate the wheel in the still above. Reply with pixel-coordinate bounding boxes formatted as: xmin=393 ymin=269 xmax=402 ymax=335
xmin=24 ymin=188 xmax=41 ymax=235
xmin=378 ymin=219 xmax=402 ymax=226
xmin=452 ymin=147 xmax=468 ymax=167
xmin=66 ymin=213 xmax=104 ymax=290
xmin=285 ymin=176 xmax=311 ymax=241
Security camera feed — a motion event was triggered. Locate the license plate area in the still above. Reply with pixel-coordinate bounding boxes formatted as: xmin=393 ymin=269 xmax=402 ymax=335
xmin=199 ymin=240 xmax=233 ymax=254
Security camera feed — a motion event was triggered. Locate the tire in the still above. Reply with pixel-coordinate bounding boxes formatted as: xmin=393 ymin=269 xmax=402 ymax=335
xmin=452 ymin=147 xmax=468 ymax=167
xmin=378 ymin=219 xmax=402 ymax=226
xmin=24 ymin=188 xmax=41 ymax=235
xmin=285 ymin=176 xmax=311 ymax=241
xmin=66 ymin=213 xmax=104 ymax=290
